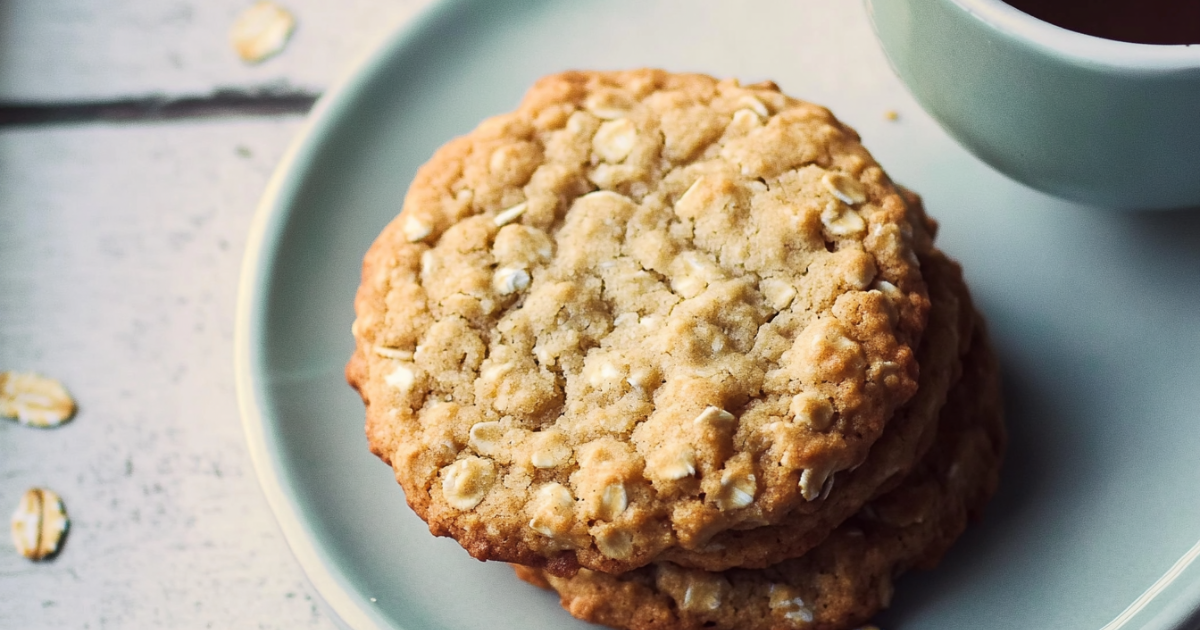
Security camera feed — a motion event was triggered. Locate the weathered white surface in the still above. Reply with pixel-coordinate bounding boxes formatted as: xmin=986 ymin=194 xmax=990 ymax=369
xmin=0 ymin=0 xmax=435 ymax=102
xmin=0 ymin=117 xmax=339 ymax=629
xmin=0 ymin=0 xmax=438 ymax=627
xmin=0 ymin=0 xmax=432 ymax=625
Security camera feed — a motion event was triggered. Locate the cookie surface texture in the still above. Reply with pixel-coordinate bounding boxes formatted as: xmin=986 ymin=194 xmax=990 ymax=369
xmin=658 ymin=247 xmax=973 ymax=570
xmin=516 ymin=320 xmax=1006 ymax=630
xmin=346 ymin=70 xmax=932 ymax=574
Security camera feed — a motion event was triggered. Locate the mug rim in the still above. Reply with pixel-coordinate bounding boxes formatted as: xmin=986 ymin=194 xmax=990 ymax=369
xmin=951 ymin=0 xmax=1200 ymax=70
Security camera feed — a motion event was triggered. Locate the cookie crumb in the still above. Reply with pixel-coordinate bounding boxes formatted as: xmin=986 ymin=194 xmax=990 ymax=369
xmin=884 ymin=110 xmax=899 ymax=121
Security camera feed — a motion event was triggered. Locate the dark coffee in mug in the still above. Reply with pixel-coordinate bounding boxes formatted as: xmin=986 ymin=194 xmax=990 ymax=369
xmin=1003 ymin=0 xmax=1200 ymax=45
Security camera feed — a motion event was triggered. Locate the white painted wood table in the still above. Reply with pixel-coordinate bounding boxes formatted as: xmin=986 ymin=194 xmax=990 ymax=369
xmin=0 ymin=2 xmax=432 ymax=627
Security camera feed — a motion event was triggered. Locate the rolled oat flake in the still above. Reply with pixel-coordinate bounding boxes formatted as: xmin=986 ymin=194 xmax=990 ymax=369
xmin=0 ymin=371 xmax=77 ymax=427
xmin=11 ymin=488 xmax=69 ymax=561
xmin=230 ymin=1 xmax=296 ymax=63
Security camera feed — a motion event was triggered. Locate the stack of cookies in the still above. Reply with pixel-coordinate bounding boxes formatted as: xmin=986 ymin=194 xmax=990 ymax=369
xmin=346 ymin=70 xmax=1005 ymax=630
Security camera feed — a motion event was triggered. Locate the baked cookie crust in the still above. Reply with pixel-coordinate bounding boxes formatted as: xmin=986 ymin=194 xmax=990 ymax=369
xmin=347 ymin=70 xmax=932 ymax=574
xmin=516 ymin=319 xmax=1005 ymax=630
xmin=659 ymin=248 xmax=973 ymax=570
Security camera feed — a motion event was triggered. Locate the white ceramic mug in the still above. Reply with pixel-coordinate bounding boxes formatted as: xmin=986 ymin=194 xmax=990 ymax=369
xmin=866 ymin=0 xmax=1200 ymax=209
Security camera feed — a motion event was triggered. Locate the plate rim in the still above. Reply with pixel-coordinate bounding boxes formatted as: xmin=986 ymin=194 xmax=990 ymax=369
xmin=233 ymin=1 xmax=473 ymax=628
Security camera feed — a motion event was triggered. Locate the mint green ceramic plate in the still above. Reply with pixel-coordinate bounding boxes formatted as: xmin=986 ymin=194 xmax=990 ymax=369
xmin=235 ymin=1 xmax=1200 ymax=628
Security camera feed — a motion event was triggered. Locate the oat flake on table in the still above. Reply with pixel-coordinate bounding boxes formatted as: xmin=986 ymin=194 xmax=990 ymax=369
xmin=11 ymin=488 xmax=69 ymax=561
xmin=0 ymin=371 xmax=76 ymax=428
xmin=230 ymin=1 xmax=296 ymax=64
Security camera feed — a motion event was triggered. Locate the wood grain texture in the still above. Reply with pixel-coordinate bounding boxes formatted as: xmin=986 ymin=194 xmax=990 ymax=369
xmin=0 ymin=0 xmax=435 ymax=102
xmin=0 ymin=117 xmax=339 ymax=629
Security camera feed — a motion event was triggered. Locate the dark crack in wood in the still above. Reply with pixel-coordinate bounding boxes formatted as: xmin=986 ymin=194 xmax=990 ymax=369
xmin=0 ymin=90 xmax=320 ymax=128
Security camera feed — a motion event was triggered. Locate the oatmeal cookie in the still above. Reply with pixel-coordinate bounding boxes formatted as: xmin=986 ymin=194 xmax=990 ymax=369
xmin=515 ymin=321 xmax=1005 ymax=630
xmin=346 ymin=70 xmax=932 ymax=574
xmin=658 ymin=248 xmax=973 ymax=570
